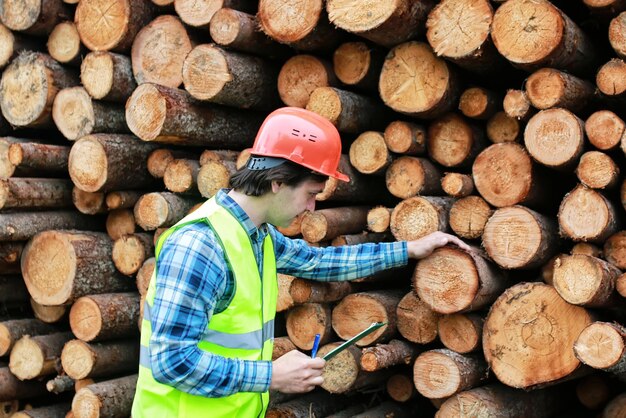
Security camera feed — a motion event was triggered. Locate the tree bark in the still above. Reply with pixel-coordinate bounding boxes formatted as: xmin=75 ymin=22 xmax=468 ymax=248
xmin=383 ymin=120 xmax=426 ymax=155
xmin=0 ymin=367 xmax=47 ymax=401
xmin=22 ymin=230 xmax=134 ymax=305
xmin=9 ymin=332 xmax=73 ymax=380
xmin=209 ymin=8 xmax=290 ymax=59
xmin=396 ymin=292 xmax=441 ymax=345
xmin=301 ymin=206 xmax=370 ymax=243
xmin=258 ymin=0 xmax=341 ymax=52
xmin=182 ymin=44 xmax=280 ymax=111
xmin=360 ymin=339 xmax=418 ymax=372
xmin=386 ymin=374 xmax=416 ymax=403
xmin=575 ymin=151 xmax=620 ymax=190
xmin=266 ymin=391 xmax=353 ymax=418
xmin=491 ymin=0 xmax=596 ymax=76
xmin=46 ymin=375 xmax=75 ymax=394
xmin=367 ymin=206 xmax=392 ymax=233
xmin=503 ymin=88 xmax=535 ymax=121
xmin=390 ymin=196 xmax=454 ymax=241
xmin=483 ymin=282 xmax=593 ymax=389
xmin=441 ymin=173 xmax=474 ymax=198
xmin=558 ymin=184 xmax=621 ymax=243
xmin=458 ymin=87 xmax=501 ymax=120
xmin=289 ymin=279 xmax=352 ymax=304
xmin=426 ymin=0 xmax=504 ymax=74
xmin=436 ymin=384 xmax=566 ymax=418
xmin=112 ymin=233 xmax=154 ymax=276
xmin=413 ymin=349 xmax=488 ymax=399
xmin=438 ymin=313 xmax=484 ymax=354
xmin=80 ymin=51 xmax=137 ymax=102
xmin=486 ymin=111 xmax=522 ymax=143
xmin=327 ymin=0 xmax=435 ymax=48
xmin=0 ymin=0 xmax=70 ymax=36
xmin=349 ymin=131 xmax=392 ymax=176
xmin=332 ymin=41 xmax=385 ymax=92
xmin=61 ymin=339 xmax=139 ymax=379
xmin=385 ymin=156 xmax=442 ymax=199
xmin=553 ymin=254 xmax=622 ymax=307
xmin=0 ymin=211 xmax=104 ymax=241
xmin=526 ymin=68 xmax=597 ymax=113
xmin=48 ymin=21 xmax=85 ymax=66
xmin=52 ymin=87 xmax=129 ymax=141
xmin=12 ymin=403 xmax=70 ymax=418
xmin=72 ymin=187 xmax=107 ymax=215
xmin=428 ymin=113 xmax=487 ymax=168
xmin=472 ymin=142 xmax=547 ymax=208
xmin=414 ymin=246 xmax=509 ymax=313
xmin=0 ymin=52 xmax=78 ymax=128
xmin=125 ymin=83 xmax=263 ymax=148
xmin=585 ymin=110 xmax=626 ymax=151
xmin=69 ymin=134 xmax=159 ymax=193
xmin=134 ymin=192 xmax=198 ymax=230
xmin=0 ymin=319 xmax=59 ymax=357
xmin=483 ymin=205 xmax=560 ymax=269
xmin=379 ymin=42 xmax=459 ymax=119
xmin=71 ymin=374 xmax=137 ymax=418
xmin=331 ymin=231 xmax=390 ymax=246
xmin=75 ymin=0 xmax=155 ymax=52
xmin=306 ymin=87 xmax=390 ymax=134
xmin=332 ymin=290 xmax=404 ymax=346
xmin=0 ymin=178 xmax=73 ymax=210
xmin=574 ymin=322 xmax=626 ymax=381
xmin=277 ymin=54 xmax=338 ymax=108
xmin=285 ymin=303 xmax=333 ymax=351
xmin=8 ymin=142 xmax=70 ymax=175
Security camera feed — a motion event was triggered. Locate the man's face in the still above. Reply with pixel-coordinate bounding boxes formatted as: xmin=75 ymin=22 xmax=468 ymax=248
xmin=268 ymin=179 xmax=326 ymax=227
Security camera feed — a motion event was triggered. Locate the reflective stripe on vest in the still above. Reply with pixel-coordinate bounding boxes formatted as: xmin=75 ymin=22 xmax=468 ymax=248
xmin=132 ymin=197 xmax=278 ymax=418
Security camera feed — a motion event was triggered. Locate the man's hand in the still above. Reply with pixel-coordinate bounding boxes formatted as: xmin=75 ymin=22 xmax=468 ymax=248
xmin=270 ymin=350 xmax=326 ymax=393
xmin=407 ymin=231 xmax=471 ymax=259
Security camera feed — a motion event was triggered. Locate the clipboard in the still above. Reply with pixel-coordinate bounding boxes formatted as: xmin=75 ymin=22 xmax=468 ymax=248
xmin=322 ymin=322 xmax=386 ymax=361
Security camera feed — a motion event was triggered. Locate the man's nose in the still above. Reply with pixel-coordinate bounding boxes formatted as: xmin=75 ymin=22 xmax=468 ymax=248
xmin=306 ymin=198 xmax=316 ymax=212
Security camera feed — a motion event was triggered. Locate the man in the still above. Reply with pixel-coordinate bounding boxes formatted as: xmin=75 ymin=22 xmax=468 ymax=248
xmin=132 ymin=107 xmax=470 ymax=417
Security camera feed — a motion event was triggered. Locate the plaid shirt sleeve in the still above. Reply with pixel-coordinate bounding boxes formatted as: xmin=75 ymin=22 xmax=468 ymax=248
xmin=270 ymin=227 xmax=408 ymax=279
xmin=149 ymin=224 xmax=271 ymax=397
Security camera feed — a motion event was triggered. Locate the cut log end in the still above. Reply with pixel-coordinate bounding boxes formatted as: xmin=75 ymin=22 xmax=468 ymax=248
xmin=597 ymin=59 xmax=626 ymax=97
xmin=72 ymin=386 xmax=101 ymax=418
xmin=585 ymin=110 xmax=625 ymax=151
xmin=385 ymin=157 xmax=427 ymax=199
xmin=558 ymin=185 xmax=617 ymax=243
xmin=134 ymin=193 xmax=170 ymax=231
xmin=413 ymin=351 xmax=461 ymax=398
xmin=576 ymin=151 xmax=619 ymax=189
xmin=396 ymin=292 xmax=441 ymax=344
xmin=23 ymin=231 xmax=76 ymax=306
xmin=333 ymin=42 xmax=371 ymax=86
xmin=68 ymin=136 xmax=107 ymax=192
xmin=384 ymin=120 xmax=426 ymax=155
xmin=306 ymin=87 xmax=341 ymax=125
xmin=449 ymin=196 xmax=492 ymax=240
xmin=9 ymin=336 xmax=44 ymax=380
xmin=53 ymin=87 xmax=95 ymax=141
xmin=525 ymin=109 xmax=585 ymax=169
xmin=80 ymin=52 xmax=114 ymax=100
xmin=414 ymin=247 xmax=480 ymax=313
xmin=48 ymin=21 xmax=81 ymax=64
xmin=486 ymin=111 xmax=521 ymax=143
xmin=258 ymin=0 xmax=323 ymax=43
xmin=112 ymin=235 xmax=149 ymax=275
xmin=197 ymin=161 xmax=231 ymax=198
xmin=503 ymin=89 xmax=532 ymax=120
xmin=574 ymin=322 xmax=625 ymax=369
xmin=318 ymin=343 xmax=360 ymax=394
xmin=75 ymin=0 xmax=130 ymax=51
xmin=125 ymin=83 xmax=168 ymax=142
xmin=0 ymin=24 xmax=15 ymax=68
xmin=182 ymin=44 xmax=229 ymax=101
xmin=300 ymin=212 xmax=328 ymax=243
xmin=61 ymin=340 xmax=94 ymax=380
xmin=390 ymin=197 xmax=442 ymax=241
xmin=69 ymin=297 xmax=102 ymax=342
xmin=367 ymin=206 xmax=391 ymax=233
xmin=349 ymin=131 xmax=389 ymax=175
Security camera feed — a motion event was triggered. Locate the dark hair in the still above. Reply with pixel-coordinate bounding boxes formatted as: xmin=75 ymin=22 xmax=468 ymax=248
xmin=230 ymin=160 xmax=328 ymax=196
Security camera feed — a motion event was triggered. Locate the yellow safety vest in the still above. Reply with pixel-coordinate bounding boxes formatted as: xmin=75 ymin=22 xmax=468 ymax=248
xmin=132 ymin=197 xmax=277 ymax=418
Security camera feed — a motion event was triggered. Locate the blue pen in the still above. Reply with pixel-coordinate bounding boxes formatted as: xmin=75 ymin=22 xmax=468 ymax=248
xmin=311 ymin=333 xmax=321 ymax=358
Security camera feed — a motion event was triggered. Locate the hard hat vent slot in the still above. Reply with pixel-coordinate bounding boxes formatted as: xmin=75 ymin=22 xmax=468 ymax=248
xmin=291 ymin=129 xmax=317 ymax=142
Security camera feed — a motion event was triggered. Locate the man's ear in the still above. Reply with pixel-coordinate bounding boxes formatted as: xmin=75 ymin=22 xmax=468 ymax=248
xmin=271 ymin=180 xmax=283 ymax=193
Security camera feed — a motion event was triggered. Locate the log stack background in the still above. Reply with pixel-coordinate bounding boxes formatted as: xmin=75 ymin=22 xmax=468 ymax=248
xmin=0 ymin=0 xmax=625 ymax=416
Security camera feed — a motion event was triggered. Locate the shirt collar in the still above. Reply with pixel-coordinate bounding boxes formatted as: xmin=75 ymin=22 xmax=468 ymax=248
xmin=215 ymin=189 xmax=269 ymax=240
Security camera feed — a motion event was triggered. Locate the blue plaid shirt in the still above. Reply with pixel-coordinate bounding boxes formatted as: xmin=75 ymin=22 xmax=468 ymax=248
xmin=149 ymin=189 xmax=408 ymax=397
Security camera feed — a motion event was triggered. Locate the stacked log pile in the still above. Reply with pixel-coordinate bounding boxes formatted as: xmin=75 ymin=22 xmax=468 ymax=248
xmin=0 ymin=0 xmax=624 ymax=416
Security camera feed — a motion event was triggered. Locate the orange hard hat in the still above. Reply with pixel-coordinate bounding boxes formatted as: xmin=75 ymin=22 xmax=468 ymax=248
xmin=249 ymin=107 xmax=349 ymax=182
